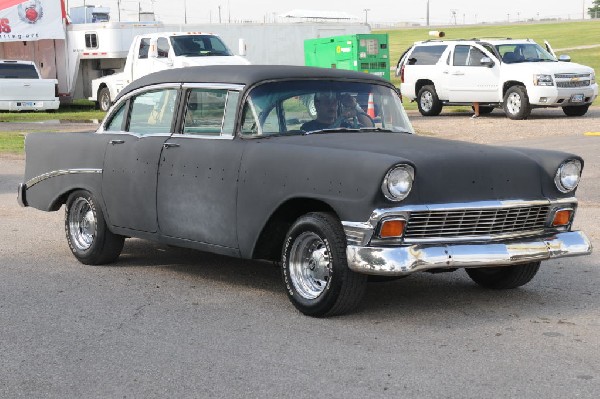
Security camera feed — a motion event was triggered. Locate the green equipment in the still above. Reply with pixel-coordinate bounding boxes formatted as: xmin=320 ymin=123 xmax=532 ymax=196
xmin=304 ymin=34 xmax=390 ymax=80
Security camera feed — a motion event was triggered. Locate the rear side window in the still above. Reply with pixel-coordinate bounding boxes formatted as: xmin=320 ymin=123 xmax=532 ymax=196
xmin=408 ymin=45 xmax=447 ymax=65
xmin=0 ymin=63 xmax=39 ymax=79
xmin=138 ymin=38 xmax=150 ymax=59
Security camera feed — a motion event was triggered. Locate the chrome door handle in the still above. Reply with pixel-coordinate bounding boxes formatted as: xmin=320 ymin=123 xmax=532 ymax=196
xmin=23 ymin=83 xmax=31 ymax=87
xmin=443 ymin=71 xmax=449 ymax=74
xmin=163 ymin=142 xmax=180 ymax=149
xmin=451 ymin=72 xmax=465 ymax=76
xmin=109 ymin=139 xmax=125 ymax=145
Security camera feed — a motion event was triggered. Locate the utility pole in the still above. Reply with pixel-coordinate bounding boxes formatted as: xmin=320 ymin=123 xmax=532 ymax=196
xmin=363 ymin=8 xmax=370 ymax=25
xmin=218 ymin=5 xmax=222 ymax=23
xmin=184 ymin=0 xmax=187 ymax=23
xmin=117 ymin=0 xmax=121 ymax=22
xmin=426 ymin=0 xmax=430 ymax=26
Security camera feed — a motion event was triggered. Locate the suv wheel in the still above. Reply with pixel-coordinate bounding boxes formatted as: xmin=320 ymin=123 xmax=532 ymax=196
xmin=503 ymin=85 xmax=531 ymax=120
xmin=562 ymin=104 xmax=590 ymax=117
xmin=417 ymin=85 xmax=443 ymax=116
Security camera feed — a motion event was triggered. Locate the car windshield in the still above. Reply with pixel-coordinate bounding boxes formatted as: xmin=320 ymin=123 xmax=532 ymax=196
xmin=240 ymin=80 xmax=413 ymax=136
xmin=170 ymin=35 xmax=233 ymax=57
xmin=495 ymin=43 xmax=556 ymax=64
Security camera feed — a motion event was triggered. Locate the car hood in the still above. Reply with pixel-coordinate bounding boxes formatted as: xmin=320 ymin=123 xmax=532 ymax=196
xmin=263 ymin=132 xmax=580 ymax=204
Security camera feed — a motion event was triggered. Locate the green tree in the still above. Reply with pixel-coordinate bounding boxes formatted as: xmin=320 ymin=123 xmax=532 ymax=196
xmin=589 ymin=0 xmax=600 ymax=18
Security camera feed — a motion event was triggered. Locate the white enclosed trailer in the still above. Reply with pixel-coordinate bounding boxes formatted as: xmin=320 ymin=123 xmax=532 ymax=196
xmin=0 ymin=20 xmax=370 ymax=105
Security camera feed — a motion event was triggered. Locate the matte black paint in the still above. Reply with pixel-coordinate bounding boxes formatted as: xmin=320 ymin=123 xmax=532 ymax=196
xmin=21 ymin=66 xmax=584 ymax=263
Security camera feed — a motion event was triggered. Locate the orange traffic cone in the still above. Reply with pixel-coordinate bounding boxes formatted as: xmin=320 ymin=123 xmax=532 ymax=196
xmin=367 ymin=93 xmax=375 ymax=118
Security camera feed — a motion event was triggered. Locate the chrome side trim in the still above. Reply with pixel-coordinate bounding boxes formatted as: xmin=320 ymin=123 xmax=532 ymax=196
xmin=346 ymin=231 xmax=592 ymax=276
xmin=181 ymin=83 xmax=245 ymax=91
xmin=25 ymin=168 xmax=102 ymax=188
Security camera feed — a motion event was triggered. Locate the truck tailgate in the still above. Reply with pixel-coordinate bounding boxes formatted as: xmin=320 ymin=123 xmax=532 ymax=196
xmin=0 ymin=79 xmax=57 ymax=101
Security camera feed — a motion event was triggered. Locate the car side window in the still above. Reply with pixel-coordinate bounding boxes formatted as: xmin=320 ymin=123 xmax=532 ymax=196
xmin=128 ymin=89 xmax=178 ymax=135
xmin=182 ymin=89 xmax=239 ymax=135
xmin=455 ymin=45 xmax=488 ymax=67
xmin=157 ymin=37 xmax=170 ymax=58
xmin=105 ymin=102 xmax=127 ymax=131
xmin=138 ymin=38 xmax=150 ymax=59
xmin=453 ymin=45 xmax=470 ymax=66
xmin=408 ymin=45 xmax=447 ymax=65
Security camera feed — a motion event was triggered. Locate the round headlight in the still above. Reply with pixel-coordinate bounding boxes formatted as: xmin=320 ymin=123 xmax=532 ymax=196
xmin=382 ymin=165 xmax=414 ymax=201
xmin=555 ymin=159 xmax=582 ymax=193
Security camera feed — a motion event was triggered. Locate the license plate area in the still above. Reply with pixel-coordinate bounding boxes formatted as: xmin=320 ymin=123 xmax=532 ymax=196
xmin=570 ymin=94 xmax=584 ymax=103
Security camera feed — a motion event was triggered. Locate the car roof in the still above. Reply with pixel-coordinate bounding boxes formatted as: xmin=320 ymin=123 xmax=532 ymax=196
xmin=135 ymin=31 xmax=222 ymax=39
xmin=116 ymin=65 xmax=391 ymax=101
xmin=413 ymin=38 xmax=535 ymax=46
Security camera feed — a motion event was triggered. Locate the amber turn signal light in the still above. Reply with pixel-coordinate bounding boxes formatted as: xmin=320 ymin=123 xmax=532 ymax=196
xmin=380 ymin=219 xmax=406 ymax=238
xmin=552 ymin=209 xmax=572 ymax=226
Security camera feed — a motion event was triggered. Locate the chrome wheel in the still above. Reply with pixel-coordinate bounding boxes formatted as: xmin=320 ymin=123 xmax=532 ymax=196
xmin=68 ymin=197 xmax=96 ymax=251
xmin=505 ymin=92 xmax=522 ymax=115
xmin=288 ymin=232 xmax=331 ymax=300
xmin=420 ymin=91 xmax=433 ymax=112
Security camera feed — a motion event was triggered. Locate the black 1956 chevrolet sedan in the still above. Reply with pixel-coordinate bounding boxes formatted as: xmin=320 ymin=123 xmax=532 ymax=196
xmin=18 ymin=65 xmax=592 ymax=316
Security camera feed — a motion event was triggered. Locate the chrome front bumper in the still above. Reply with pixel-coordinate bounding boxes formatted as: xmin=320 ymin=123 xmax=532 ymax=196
xmin=346 ymin=231 xmax=592 ymax=276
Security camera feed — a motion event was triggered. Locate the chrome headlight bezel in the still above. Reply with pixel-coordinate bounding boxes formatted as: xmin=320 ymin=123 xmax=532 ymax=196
xmin=533 ymin=74 xmax=554 ymax=86
xmin=382 ymin=164 xmax=414 ymax=202
xmin=554 ymin=159 xmax=582 ymax=193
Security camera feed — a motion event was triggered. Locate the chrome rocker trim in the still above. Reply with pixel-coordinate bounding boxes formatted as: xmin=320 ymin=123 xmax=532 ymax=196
xmin=346 ymin=231 xmax=592 ymax=276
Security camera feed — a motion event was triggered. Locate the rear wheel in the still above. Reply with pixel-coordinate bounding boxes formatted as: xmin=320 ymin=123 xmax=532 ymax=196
xmin=97 ymin=87 xmax=112 ymax=112
xmin=417 ymin=85 xmax=443 ymax=116
xmin=282 ymin=212 xmax=367 ymax=317
xmin=65 ymin=190 xmax=124 ymax=265
xmin=503 ymin=85 xmax=531 ymax=120
xmin=465 ymin=262 xmax=541 ymax=289
xmin=562 ymin=104 xmax=590 ymax=117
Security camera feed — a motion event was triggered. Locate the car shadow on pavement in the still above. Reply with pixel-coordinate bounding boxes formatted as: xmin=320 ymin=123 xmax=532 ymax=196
xmin=115 ymin=238 xmax=598 ymax=321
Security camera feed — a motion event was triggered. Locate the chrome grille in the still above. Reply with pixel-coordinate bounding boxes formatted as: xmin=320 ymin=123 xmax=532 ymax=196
xmin=557 ymin=80 xmax=590 ymax=88
xmin=554 ymin=73 xmax=590 ymax=79
xmin=405 ymin=205 xmax=550 ymax=239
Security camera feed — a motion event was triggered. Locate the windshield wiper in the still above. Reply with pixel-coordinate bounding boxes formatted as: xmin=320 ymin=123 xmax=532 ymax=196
xmin=303 ymin=127 xmax=360 ymax=135
xmin=357 ymin=127 xmax=404 ymax=133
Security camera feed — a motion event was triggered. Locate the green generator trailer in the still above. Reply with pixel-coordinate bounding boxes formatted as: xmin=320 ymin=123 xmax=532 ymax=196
xmin=304 ymin=34 xmax=390 ymax=80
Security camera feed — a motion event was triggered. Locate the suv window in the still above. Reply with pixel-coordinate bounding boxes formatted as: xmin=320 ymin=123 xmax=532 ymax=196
xmin=408 ymin=45 xmax=447 ymax=65
xmin=454 ymin=45 xmax=487 ymax=67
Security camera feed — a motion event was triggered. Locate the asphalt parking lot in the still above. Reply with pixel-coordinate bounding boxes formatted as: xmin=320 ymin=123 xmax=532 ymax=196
xmin=1 ymin=108 xmax=599 ymax=398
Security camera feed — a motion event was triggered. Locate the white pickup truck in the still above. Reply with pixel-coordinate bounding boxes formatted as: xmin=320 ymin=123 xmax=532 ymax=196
xmin=0 ymin=60 xmax=60 ymax=111
xmin=91 ymin=32 xmax=250 ymax=111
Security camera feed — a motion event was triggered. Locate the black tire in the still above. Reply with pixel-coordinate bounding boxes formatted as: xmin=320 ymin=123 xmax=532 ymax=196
xmin=282 ymin=212 xmax=367 ymax=317
xmin=417 ymin=85 xmax=443 ymax=116
xmin=503 ymin=85 xmax=531 ymax=120
xmin=97 ymin=87 xmax=112 ymax=112
xmin=562 ymin=104 xmax=590 ymax=117
xmin=65 ymin=190 xmax=124 ymax=265
xmin=465 ymin=262 xmax=541 ymax=289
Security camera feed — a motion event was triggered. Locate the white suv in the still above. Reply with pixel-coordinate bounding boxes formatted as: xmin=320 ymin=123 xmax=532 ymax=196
xmin=396 ymin=38 xmax=598 ymax=119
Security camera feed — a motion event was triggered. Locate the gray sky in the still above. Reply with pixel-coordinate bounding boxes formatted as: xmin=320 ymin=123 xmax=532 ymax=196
xmin=70 ymin=0 xmax=593 ymax=25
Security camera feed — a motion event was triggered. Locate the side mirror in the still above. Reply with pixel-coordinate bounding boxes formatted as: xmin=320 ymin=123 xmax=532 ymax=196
xmin=238 ymin=38 xmax=247 ymax=57
xmin=480 ymin=56 xmax=495 ymax=68
xmin=558 ymin=54 xmax=571 ymax=62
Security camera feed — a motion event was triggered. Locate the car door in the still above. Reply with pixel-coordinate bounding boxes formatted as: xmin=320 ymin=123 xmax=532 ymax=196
xmin=446 ymin=44 xmax=500 ymax=103
xmin=101 ymin=86 xmax=179 ymax=232
xmin=156 ymin=84 xmax=244 ymax=249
